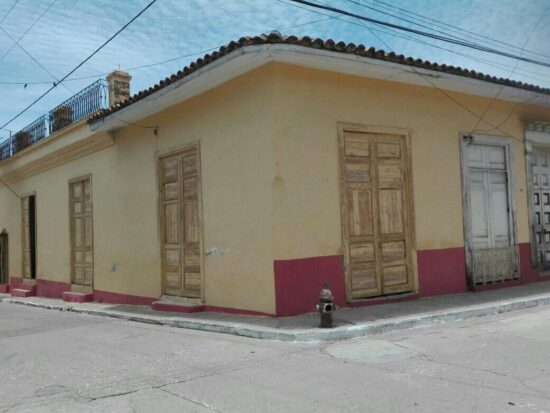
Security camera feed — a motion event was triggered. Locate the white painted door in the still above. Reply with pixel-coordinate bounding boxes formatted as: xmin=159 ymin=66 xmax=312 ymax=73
xmin=465 ymin=142 xmax=518 ymax=285
xmin=468 ymin=144 xmax=510 ymax=248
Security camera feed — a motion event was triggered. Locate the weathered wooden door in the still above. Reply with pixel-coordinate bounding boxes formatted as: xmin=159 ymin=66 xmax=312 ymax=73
xmin=160 ymin=146 xmax=202 ymax=298
xmin=21 ymin=195 xmax=36 ymax=279
xmin=69 ymin=177 xmax=93 ymax=286
xmin=340 ymin=131 xmax=414 ymax=299
xmin=532 ymin=149 xmax=550 ymax=270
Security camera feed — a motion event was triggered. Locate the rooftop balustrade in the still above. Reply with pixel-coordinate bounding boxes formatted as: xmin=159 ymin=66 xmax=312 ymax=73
xmin=0 ymin=79 xmax=109 ymax=161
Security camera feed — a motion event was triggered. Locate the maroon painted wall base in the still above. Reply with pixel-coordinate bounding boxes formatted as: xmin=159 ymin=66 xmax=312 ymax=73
xmin=9 ymin=277 xmax=30 ymax=291
xmin=6 ymin=243 xmax=550 ymax=318
xmin=93 ymin=289 xmax=156 ymax=306
xmin=518 ymin=243 xmax=541 ymax=284
xmin=11 ymin=288 xmax=35 ymax=297
xmin=37 ymin=280 xmax=70 ymax=298
xmin=62 ymin=291 xmax=93 ymax=303
xmin=274 ymin=255 xmax=346 ymax=317
xmin=152 ymin=301 xmax=205 ymax=313
xmin=417 ymin=247 xmax=468 ymax=297
xmin=151 ymin=301 xmax=271 ymax=316
xmin=9 ymin=277 xmax=68 ymax=298
xmin=273 ymin=243 xmax=550 ymax=317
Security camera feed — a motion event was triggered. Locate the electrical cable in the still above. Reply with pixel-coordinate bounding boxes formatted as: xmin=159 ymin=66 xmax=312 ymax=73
xmin=0 ymin=0 xmax=159 ymax=131
xmin=285 ymin=0 xmax=550 ymax=68
xmin=353 ymin=0 xmax=550 ymax=61
xmin=0 ymin=25 xmax=75 ymax=95
xmin=275 ymin=0 xmax=550 ymax=85
xmin=0 ymin=0 xmax=58 ymax=66
xmin=322 ymin=3 xmax=527 ymax=144
xmin=0 ymin=16 xmax=332 ymax=87
xmin=477 ymin=94 xmax=540 ymax=133
xmin=343 ymin=0 xmax=498 ymax=50
xmin=0 ymin=176 xmax=21 ymax=199
xmin=469 ymin=5 xmax=548 ymax=134
xmin=0 ymin=48 xmax=221 ymax=86
xmin=0 ymin=0 xmax=20 ymax=25
xmin=110 ymin=115 xmax=156 ymax=130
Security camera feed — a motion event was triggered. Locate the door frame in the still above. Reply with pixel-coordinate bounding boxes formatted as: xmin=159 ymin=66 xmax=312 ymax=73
xmin=525 ymin=122 xmax=550 ymax=271
xmin=68 ymin=174 xmax=94 ymax=287
xmin=20 ymin=191 xmax=37 ymax=280
xmin=459 ymin=133 xmax=518 ymax=286
xmin=337 ymin=122 xmax=418 ymax=301
xmin=0 ymin=229 xmax=8 ymax=284
xmin=156 ymin=142 xmax=205 ymax=302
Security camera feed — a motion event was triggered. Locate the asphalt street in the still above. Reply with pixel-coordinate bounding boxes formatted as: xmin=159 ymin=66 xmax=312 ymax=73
xmin=1 ymin=302 xmax=550 ymax=412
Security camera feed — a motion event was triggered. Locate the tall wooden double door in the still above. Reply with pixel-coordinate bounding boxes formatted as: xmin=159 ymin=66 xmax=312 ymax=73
xmin=340 ymin=130 xmax=415 ymax=299
xmin=159 ymin=146 xmax=202 ymax=298
xmin=69 ymin=176 xmax=94 ymax=287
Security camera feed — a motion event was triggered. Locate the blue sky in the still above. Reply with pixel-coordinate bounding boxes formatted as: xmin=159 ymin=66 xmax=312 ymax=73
xmin=0 ymin=0 xmax=549 ymax=141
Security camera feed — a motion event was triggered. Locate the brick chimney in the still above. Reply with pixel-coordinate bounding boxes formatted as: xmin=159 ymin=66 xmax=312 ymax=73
xmin=107 ymin=70 xmax=132 ymax=106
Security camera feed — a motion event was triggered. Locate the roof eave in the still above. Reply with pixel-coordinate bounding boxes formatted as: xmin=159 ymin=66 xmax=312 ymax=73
xmin=90 ymin=43 xmax=550 ymax=132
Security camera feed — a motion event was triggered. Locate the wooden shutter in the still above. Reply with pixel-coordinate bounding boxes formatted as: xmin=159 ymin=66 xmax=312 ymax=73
xmin=340 ymin=131 xmax=414 ymax=299
xmin=160 ymin=146 xmax=202 ymax=298
xmin=70 ymin=177 xmax=93 ymax=286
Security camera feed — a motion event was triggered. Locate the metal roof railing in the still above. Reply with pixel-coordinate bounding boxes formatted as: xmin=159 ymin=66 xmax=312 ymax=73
xmin=0 ymin=79 xmax=109 ymax=161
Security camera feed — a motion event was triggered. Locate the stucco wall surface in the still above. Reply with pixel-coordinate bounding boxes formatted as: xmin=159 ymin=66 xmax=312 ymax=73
xmin=1 ymin=61 xmax=549 ymax=315
xmin=0 ymin=65 xmax=277 ymax=313
xmin=269 ymin=63 xmax=550 ymax=260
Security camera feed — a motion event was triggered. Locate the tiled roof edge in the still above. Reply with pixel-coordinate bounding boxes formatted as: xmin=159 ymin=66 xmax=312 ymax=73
xmin=88 ymin=31 xmax=550 ymax=124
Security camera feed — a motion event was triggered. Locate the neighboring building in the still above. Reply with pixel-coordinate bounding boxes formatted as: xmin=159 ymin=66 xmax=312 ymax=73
xmin=0 ymin=32 xmax=549 ymax=316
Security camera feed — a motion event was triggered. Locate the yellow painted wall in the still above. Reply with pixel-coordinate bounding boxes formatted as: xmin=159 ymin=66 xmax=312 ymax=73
xmin=1 ymin=61 xmax=549 ymax=314
xmin=0 ymin=65 xmax=277 ymax=313
xmin=269 ymin=63 xmax=550 ymax=259
xmin=114 ymin=64 xmax=277 ymax=312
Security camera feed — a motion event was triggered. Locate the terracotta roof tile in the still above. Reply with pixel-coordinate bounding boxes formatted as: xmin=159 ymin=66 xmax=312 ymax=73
xmin=88 ymin=31 xmax=550 ymax=124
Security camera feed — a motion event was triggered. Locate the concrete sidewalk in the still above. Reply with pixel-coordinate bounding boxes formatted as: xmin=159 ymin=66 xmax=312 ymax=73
xmin=2 ymin=282 xmax=550 ymax=342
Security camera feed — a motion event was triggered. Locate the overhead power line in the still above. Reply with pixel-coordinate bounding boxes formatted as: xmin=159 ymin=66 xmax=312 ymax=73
xmin=0 ymin=0 xmax=58 ymax=66
xmin=0 ymin=0 xmax=158 ymax=131
xmin=353 ymin=0 xmax=550 ymax=61
xmin=286 ymin=0 xmax=550 ymax=68
xmin=469 ymin=4 xmax=548 ymax=134
xmin=0 ymin=0 xmax=20 ymax=25
xmin=0 ymin=48 xmax=220 ymax=86
xmin=0 ymin=16 xmax=331 ymax=86
xmin=303 ymin=1 xmax=532 ymax=143
xmin=0 ymin=25 xmax=75 ymax=95
xmin=343 ymin=0 xmax=498 ymax=52
xmin=277 ymin=0 xmax=550 ymax=85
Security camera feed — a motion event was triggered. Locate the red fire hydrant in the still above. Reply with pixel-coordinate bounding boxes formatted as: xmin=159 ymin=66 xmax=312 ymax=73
xmin=316 ymin=283 xmax=338 ymax=328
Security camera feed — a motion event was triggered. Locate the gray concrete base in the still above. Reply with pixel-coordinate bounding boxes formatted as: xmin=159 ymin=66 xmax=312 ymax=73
xmin=2 ymin=283 xmax=550 ymax=342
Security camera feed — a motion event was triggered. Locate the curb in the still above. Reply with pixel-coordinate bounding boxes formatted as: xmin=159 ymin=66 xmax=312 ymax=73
xmin=2 ymin=293 xmax=550 ymax=342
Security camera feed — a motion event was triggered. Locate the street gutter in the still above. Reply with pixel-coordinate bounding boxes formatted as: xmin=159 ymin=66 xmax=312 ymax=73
xmin=2 ymin=292 xmax=550 ymax=342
